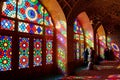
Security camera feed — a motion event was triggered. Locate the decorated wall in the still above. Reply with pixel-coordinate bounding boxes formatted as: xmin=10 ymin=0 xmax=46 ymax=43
xmin=0 ymin=0 xmax=67 ymax=75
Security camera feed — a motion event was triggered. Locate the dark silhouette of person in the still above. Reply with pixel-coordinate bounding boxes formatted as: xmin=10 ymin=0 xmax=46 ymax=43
xmin=83 ymin=48 xmax=89 ymax=66
xmin=109 ymin=48 xmax=115 ymax=60
xmin=104 ymin=47 xmax=109 ymax=60
xmin=90 ymin=47 xmax=96 ymax=64
xmin=87 ymin=47 xmax=96 ymax=70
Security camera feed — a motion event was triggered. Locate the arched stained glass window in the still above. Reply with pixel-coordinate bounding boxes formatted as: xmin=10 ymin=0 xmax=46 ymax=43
xmin=0 ymin=0 xmax=54 ymax=71
xmin=74 ymin=19 xmax=84 ymax=60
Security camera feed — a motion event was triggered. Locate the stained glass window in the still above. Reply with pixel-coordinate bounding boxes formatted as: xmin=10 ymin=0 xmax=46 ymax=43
xmin=1 ymin=0 xmax=54 ymax=71
xmin=33 ymin=39 xmax=42 ymax=66
xmin=74 ymin=19 xmax=83 ymax=34
xmin=1 ymin=18 xmax=15 ymax=31
xmin=18 ymin=22 xmax=43 ymax=35
xmin=74 ymin=19 xmax=84 ymax=60
xmin=2 ymin=0 xmax=16 ymax=18
xmin=44 ymin=10 xmax=53 ymax=26
xmin=76 ymin=42 xmax=80 ymax=60
xmin=107 ymin=36 xmax=111 ymax=47
xmin=19 ymin=37 xmax=29 ymax=69
xmin=46 ymin=40 xmax=53 ymax=64
xmin=45 ymin=27 xmax=53 ymax=36
xmin=80 ymin=34 xmax=84 ymax=57
xmin=0 ymin=35 xmax=12 ymax=71
xmin=74 ymin=34 xmax=80 ymax=40
xmin=17 ymin=0 xmax=43 ymax=24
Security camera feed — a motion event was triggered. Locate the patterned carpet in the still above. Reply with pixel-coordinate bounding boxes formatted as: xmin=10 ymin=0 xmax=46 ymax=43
xmin=61 ymin=60 xmax=120 ymax=80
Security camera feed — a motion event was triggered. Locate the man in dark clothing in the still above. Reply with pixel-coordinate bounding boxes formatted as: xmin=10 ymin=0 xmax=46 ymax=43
xmin=104 ymin=47 xmax=109 ymax=60
xmin=83 ymin=48 xmax=89 ymax=66
xmin=88 ymin=47 xmax=96 ymax=70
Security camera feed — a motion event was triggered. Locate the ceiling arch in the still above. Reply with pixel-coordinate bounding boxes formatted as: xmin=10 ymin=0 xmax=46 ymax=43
xmin=57 ymin=0 xmax=120 ymax=34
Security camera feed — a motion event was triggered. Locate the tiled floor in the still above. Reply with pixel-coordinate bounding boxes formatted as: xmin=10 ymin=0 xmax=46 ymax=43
xmin=11 ymin=60 xmax=119 ymax=80
xmin=61 ymin=60 xmax=120 ymax=80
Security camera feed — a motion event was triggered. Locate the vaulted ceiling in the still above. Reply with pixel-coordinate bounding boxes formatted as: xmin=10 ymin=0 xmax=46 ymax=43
xmin=57 ymin=0 xmax=120 ymax=38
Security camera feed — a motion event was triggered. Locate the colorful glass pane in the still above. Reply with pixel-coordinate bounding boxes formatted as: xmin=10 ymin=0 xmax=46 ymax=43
xmin=44 ymin=10 xmax=53 ymax=26
xmin=2 ymin=0 xmax=16 ymax=18
xmin=33 ymin=39 xmax=42 ymax=66
xmin=18 ymin=22 xmax=43 ymax=35
xmin=45 ymin=27 xmax=53 ymax=36
xmin=74 ymin=19 xmax=85 ymax=60
xmin=17 ymin=0 xmax=43 ymax=24
xmin=19 ymin=37 xmax=29 ymax=69
xmin=76 ymin=42 xmax=80 ymax=60
xmin=1 ymin=18 xmax=15 ymax=31
xmin=80 ymin=42 xmax=84 ymax=58
xmin=74 ymin=19 xmax=82 ymax=34
xmin=0 ymin=35 xmax=12 ymax=71
xmin=46 ymin=40 xmax=53 ymax=64
xmin=74 ymin=34 xmax=80 ymax=40
xmin=80 ymin=34 xmax=84 ymax=40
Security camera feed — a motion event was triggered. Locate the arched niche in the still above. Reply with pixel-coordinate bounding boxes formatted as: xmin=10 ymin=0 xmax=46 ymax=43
xmin=96 ymin=25 xmax=106 ymax=58
xmin=77 ymin=12 xmax=94 ymax=48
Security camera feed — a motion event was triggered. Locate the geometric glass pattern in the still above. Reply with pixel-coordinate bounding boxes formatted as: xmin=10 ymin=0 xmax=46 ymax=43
xmin=1 ymin=0 xmax=54 ymax=71
xmin=33 ymin=39 xmax=42 ymax=67
xmin=74 ymin=34 xmax=80 ymax=40
xmin=0 ymin=35 xmax=12 ymax=71
xmin=74 ymin=19 xmax=84 ymax=60
xmin=44 ymin=9 xmax=53 ymax=26
xmin=80 ymin=34 xmax=84 ymax=40
xmin=74 ymin=19 xmax=83 ymax=34
xmin=1 ymin=18 xmax=15 ymax=31
xmin=46 ymin=40 xmax=53 ymax=64
xmin=19 ymin=37 xmax=29 ymax=69
xmin=45 ymin=27 xmax=53 ymax=36
xmin=18 ymin=22 xmax=43 ymax=35
xmin=17 ymin=0 xmax=44 ymax=24
xmin=2 ymin=0 xmax=16 ymax=18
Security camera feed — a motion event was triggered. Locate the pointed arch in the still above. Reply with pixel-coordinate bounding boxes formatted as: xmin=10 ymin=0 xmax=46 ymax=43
xmin=96 ymin=25 xmax=106 ymax=58
xmin=77 ymin=12 xmax=94 ymax=48
xmin=33 ymin=0 xmax=68 ymax=74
